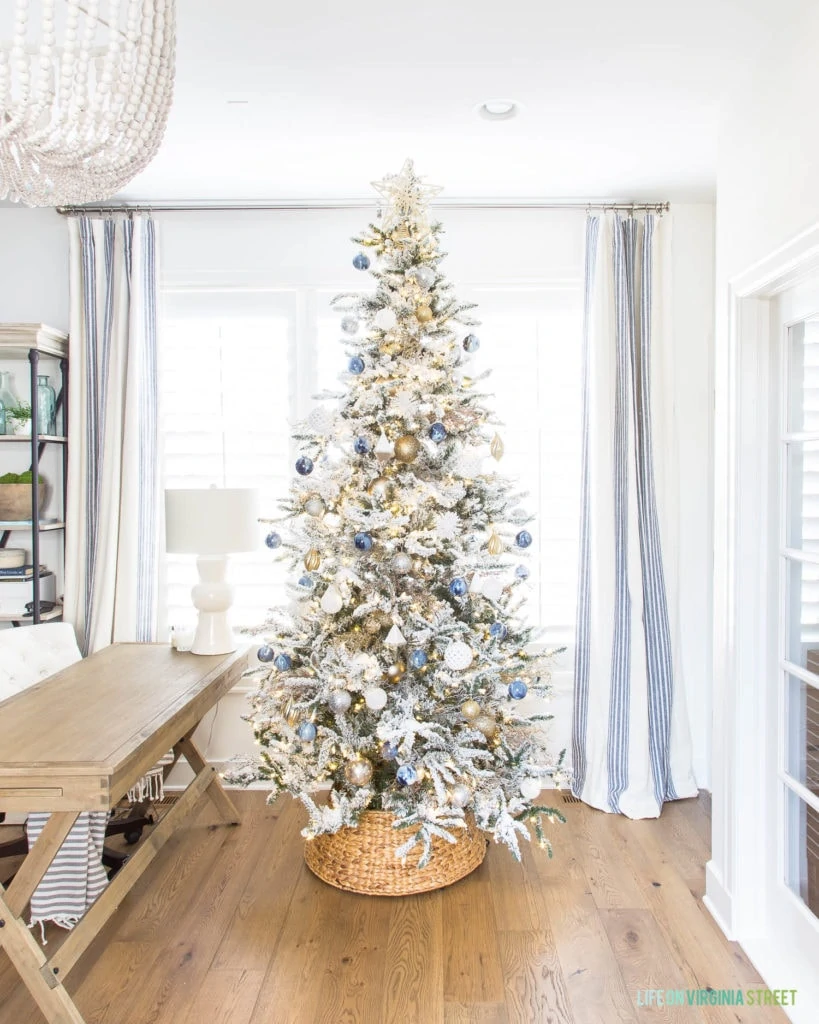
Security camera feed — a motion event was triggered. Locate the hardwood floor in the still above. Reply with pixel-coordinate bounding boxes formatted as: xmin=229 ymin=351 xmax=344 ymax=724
xmin=0 ymin=791 xmax=790 ymax=1024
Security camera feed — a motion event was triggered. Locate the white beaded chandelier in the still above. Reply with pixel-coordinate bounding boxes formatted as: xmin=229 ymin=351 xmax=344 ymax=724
xmin=0 ymin=1 xmax=175 ymax=207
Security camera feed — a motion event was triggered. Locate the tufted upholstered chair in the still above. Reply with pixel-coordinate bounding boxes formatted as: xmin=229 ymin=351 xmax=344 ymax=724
xmin=0 ymin=623 xmax=151 ymax=881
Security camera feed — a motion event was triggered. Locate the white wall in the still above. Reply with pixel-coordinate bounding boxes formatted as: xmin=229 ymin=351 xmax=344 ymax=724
xmin=160 ymin=204 xmax=715 ymax=789
xmin=708 ymin=0 xmax=819 ymax=1013
xmin=0 ymin=208 xmax=69 ymax=329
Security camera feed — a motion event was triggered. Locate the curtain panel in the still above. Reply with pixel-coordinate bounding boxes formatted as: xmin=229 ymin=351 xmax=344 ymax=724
xmin=571 ymin=212 xmax=697 ymax=819
xmin=64 ymin=215 xmax=160 ymax=655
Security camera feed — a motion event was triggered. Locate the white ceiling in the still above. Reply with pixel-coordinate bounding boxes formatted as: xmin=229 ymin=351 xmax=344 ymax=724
xmin=121 ymin=0 xmax=799 ymax=203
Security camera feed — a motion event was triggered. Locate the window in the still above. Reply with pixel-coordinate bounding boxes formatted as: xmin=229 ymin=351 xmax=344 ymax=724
xmin=159 ymin=283 xmax=582 ymax=647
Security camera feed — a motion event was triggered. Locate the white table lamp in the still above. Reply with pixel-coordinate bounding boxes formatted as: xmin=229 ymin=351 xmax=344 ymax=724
xmin=165 ymin=488 xmax=260 ymax=655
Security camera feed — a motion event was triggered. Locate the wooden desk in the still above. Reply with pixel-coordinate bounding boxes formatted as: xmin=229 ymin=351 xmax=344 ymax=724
xmin=0 ymin=643 xmax=249 ymax=1024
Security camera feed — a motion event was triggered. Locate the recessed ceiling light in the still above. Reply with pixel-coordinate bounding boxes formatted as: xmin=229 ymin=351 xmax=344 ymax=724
xmin=477 ymin=100 xmax=519 ymax=121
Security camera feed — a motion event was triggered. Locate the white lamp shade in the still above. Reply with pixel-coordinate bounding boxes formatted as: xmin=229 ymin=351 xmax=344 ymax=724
xmin=165 ymin=488 xmax=260 ymax=555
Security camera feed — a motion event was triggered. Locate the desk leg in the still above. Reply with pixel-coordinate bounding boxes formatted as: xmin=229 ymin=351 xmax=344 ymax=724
xmin=0 ymin=884 xmax=86 ymax=1024
xmin=176 ymin=734 xmax=242 ymax=826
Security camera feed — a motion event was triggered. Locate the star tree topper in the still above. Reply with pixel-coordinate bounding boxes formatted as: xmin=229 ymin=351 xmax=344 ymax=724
xmin=371 ymin=158 xmax=443 ymax=232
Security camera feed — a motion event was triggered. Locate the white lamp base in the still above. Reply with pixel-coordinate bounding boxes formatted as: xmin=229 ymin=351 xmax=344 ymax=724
xmin=191 ymin=555 xmax=237 ymax=655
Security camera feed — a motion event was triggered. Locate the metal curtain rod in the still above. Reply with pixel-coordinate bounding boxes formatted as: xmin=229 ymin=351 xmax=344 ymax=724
xmin=55 ymin=198 xmax=670 ymax=216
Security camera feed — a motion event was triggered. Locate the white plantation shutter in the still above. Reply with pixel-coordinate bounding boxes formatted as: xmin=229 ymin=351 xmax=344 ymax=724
xmin=158 ymin=284 xmax=583 ymax=645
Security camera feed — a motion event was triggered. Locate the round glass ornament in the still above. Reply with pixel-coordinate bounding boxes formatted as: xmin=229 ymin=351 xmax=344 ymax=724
xmin=354 ymin=532 xmax=373 ymax=551
xmin=295 ymin=456 xmax=314 ymax=476
xmin=274 ymin=653 xmax=292 ymax=671
xmin=449 ymin=577 xmax=468 ymax=597
xmin=352 ymin=252 xmax=370 ymax=270
xmin=257 ymin=645 xmax=274 ymax=663
xmin=265 ymin=531 xmax=282 ymax=549
xmin=348 ymin=355 xmax=365 ymax=375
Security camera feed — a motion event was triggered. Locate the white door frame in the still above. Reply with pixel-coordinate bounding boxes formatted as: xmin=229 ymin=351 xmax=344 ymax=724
xmin=707 ymin=222 xmax=819 ymax=1022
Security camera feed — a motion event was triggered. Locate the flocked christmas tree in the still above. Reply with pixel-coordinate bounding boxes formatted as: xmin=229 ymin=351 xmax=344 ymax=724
xmin=239 ymin=161 xmax=565 ymax=866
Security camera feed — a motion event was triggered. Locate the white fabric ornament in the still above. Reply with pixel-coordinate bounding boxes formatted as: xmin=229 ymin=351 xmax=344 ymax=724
xmin=444 ymin=641 xmax=473 ymax=670
xmin=471 ymin=574 xmax=505 ymax=603
xmin=520 ymin=778 xmax=541 ymax=800
xmin=328 ymin=690 xmax=352 ymax=713
xmin=364 ymin=686 xmax=388 ymax=711
xmin=320 ymin=585 xmax=343 ymax=614
xmin=385 ymin=624 xmax=407 ymax=647
xmin=393 ymin=390 xmax=416 ymax=419
xmin=374 ymin=308 xmax=398 ymax=331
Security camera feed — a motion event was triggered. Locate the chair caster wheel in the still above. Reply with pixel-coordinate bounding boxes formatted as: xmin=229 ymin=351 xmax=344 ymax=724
xmin=124 ymin=830 xmax=142 ymax=845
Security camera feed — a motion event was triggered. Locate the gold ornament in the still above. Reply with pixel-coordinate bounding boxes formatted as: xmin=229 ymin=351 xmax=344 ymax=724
xmin=473 ymin=714 xmax=497 ymax=738
xmin=461 ymin=699 xmax=481 ymax=721
xmin=364 ymin=616 xmax=383 ymax=634
xmin=393 ymin=223 xmax=411 ymax=241
xmin=345 ymin=758 xmax=374 ymax=787
xmin=368 ymin=475 xmax=392 ymax=500
xmin=487 ymin=532 xmax=504 ymax=556
xmin=394 ymin=434 xmax=420 ymax=463
xmin=385 ymin=661 xmax=406 ymax=682
xmin=415 ymin=304 xmax=433 ymax=323
xmin=381 ymin=340 xmax=401 ymax=356
xmin=490 ymin=433 xmax=504 ymax=461
xmin=304 ymin=548 xmax=321 ymax=571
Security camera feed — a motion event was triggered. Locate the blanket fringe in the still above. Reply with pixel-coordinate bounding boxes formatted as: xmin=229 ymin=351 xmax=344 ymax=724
xmin=127 ymin=766 xmax=165 ymax=804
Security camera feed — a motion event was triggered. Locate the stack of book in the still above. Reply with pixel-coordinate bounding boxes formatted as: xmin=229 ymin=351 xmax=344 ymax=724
xmin=0 ymin=564 xmax=50 ymax=581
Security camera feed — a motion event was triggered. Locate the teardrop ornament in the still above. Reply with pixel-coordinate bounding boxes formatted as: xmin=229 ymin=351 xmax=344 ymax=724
xmin=490 ymin=433 xmax=504 ymax=461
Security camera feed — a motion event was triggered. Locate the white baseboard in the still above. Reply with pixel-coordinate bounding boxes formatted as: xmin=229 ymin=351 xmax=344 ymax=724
xmin=704 ymin=860 xmax=734 ymax=939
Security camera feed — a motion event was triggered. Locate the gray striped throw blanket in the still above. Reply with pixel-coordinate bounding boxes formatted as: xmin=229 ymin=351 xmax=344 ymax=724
xmin=26 ymin=811 xmax=109 ymax=939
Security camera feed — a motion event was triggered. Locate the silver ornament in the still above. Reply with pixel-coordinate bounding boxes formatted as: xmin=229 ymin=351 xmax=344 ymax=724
xmin=411 ymin=265 xmax=436 ymax=290
xmin=341 ymin=315 xmax=359 ymax=335
xmin=450 ymin=783 xmax=472 ymax=808
xmin=328 ymin=690 xmax=352 ymax=713
xmin=391 ymin=552 xmax=412 ymax=574
xmin=304 ymin=496 xmax=325 ymax=517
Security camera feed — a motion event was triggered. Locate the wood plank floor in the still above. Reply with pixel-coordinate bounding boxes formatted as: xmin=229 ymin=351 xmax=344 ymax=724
xmin=0 ymin=791 xmax=790 ymax=1024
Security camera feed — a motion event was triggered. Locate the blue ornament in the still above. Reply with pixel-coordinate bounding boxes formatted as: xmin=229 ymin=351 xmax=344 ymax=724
xmin=515 ymin=530 xmax=533 ymax=549
xmin=396 ymin=764 xmax=418 ymax=787
xmin=354 ymin=532 xmax=373 ymax=551
xmin=489 ymin=622 xmax=508 ymax=639
xmin=380 ymin=740 xmax=399 ymax=761
xmin=463 ymin=333 xmax=480 ymax=353
xmin=354 ymin=436 xmax=371 ymax=454
xmin=428 ymin=422 xmax=447 ymax=443
xmin=352 ymin=252 xmax=370 ymax=271
xmin=409 ymin=649 xmax=428 ymax=669
xmin=274 ymin=653 xmax=292 ymax=671
xmin=449 ymin=577 xmax=468 ymax=597
xmin=508 ymin=679 xmax=528 ymax=700
xmin=297 ymin=722 xmax=317 ymax=741
xmin=257 ymin=645 xmax=274 ymax=663
xmin=341 ymin=315 xmax=359 ymax=335
xmin=265 ymin=531 xmax=282 ymax=550
xmin=348 ymin=355 xmax=365 ymax=375
xmin=295 ymin=456 xmax=314 ymax=476
xmin=298 ymin=575 xmax=313 ymax=588
xmin=515 ymin=564 xmax=530 ymax=579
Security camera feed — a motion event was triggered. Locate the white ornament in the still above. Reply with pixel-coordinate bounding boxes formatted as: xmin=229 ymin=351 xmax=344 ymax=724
xmin=391 ymin=552 xmax=412 ymax=574
xmin=411 ymin=265 xmax=436 ymax=290
xmin=374 ymin=307 xmax=398 ymax=331
xmin=385 ymin=624 xmax=406 ymax=647
xmin=323 ymin=512 xmax=341 ymax=530
xmin=450 ymin=783 xmax=472 ymax=808
xmin=393 ymin=390 xmax=416 ymax=419
xmin=364 ymin=686 xmax=388 ymax=711
xmin=375 ymin=431 xmax=394 ymax=459
xmin=304 ymin=496 xmax=325 ymax=517
xmin=520 ymin=778 xmax=541 ymax=800
xmin=471 ymin=574 xmax=505 ymax=602
xmin=307 ymin=406 xmax=334 ymax=434
xmin=320 ymin=585 xmax=343 ymax=614
xmin=328 ymin=690 xmax=352 ymax=713
xmin=444 ymin=641 xmax=473 ymax=671
xmin=434 ymin=511 xmax=459 ymax=541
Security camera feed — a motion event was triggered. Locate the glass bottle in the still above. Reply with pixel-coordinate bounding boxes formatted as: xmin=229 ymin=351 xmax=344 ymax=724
xmin=36 ymin=375 xmax=57 ymax=435
xmin=0 ymin=372 xmax=19 ymax=436
xmin=0 ymin=398 xmax=5 ymax=435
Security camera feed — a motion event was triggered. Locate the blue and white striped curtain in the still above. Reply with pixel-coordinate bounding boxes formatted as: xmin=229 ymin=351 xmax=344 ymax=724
xmin=64 ymin=215 xmax=159 ymax=655
xmin=571 ymin=213 xmax=697 ymax=818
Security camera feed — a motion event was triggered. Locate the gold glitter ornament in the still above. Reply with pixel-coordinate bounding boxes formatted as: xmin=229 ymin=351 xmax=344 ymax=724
xmin=381 ymin=340 xmax=401 ymax=356
xmin=461 ymin=699 xmax=481 ymax=721
xmin=490 ymin=433 xmax=504 ymax=461
xmin=394 ymin=434 xmax=420 ymax=462
xmin=368 ymin=476 xmax=392 ymax=500
xmin=487 ymin=532 xmax=504 ymax=556
xmin=304 ymin=548 xmax=321 ymax=571
xmin=393 ymin=223 xmax=411 ymax=241
xmin=473 ymin=714 xmax=497 ymax=738
xmin=364 ymin=616 xmax=382 ymax=634
xmin=415 ymin=304 xmax=433 ymax=323
xmin=385 ymin=661 xmax=406 ymax=682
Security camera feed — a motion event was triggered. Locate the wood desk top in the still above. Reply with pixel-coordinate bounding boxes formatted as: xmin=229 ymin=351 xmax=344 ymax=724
xmin=0 ymin=643 xmax=249 ymax=812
